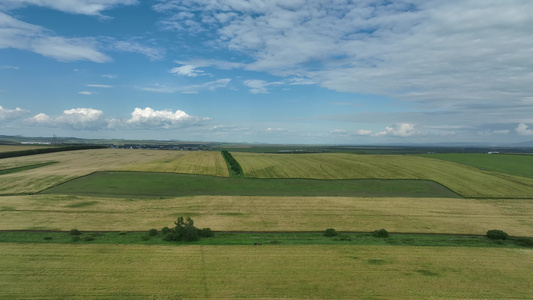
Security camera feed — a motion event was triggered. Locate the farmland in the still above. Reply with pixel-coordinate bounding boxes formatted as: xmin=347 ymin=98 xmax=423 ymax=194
xmin=1 ymin=244 xmax=532 ymax=299
xmin=1 ymin=194 xmax=533 ymax=235
xmin=0 ymin=149 xmax=227 ymax=194
xmin=233 ymin=152 xmax=533 ymax=198
xmin=1 ymin=147 xmax=533 ymax=298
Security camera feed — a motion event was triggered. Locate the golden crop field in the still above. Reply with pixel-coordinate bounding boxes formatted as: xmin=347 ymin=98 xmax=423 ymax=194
xmin=0 ymin=149 xmax=227 ymax=194
xmin=233 ymin=152 xmax=533 ymax=198
xmin=1 ymin=194 xmax=532 ymax=235
xmin=1 ymin=243 xmax=532 ymax=299
xmin=115 ymin=150 xmax=229 ymax=177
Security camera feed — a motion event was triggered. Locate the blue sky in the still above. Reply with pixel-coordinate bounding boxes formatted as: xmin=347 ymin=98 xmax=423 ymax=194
xmin=1 ymin=0 xmax=533 ymax=144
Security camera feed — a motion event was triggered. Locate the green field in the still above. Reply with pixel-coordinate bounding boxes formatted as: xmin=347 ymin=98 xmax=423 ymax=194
xmin=42 ymin=171 xmax=460 ymax=198
xmin=233 ymin=152 xmax=533 ymax=198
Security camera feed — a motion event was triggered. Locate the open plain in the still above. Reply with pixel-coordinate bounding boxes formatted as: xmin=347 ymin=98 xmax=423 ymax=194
xmin=0 ymin=147 xmax=532 ymax=299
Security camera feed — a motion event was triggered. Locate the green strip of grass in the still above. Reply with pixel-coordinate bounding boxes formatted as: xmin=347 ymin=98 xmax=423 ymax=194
xmin=40 ymin=171 xmax=461 ymax=198
xmin=0 ymin=162 xmax=57 ymax=175
xmin=0 ymin=231 xmax=531 ymax=248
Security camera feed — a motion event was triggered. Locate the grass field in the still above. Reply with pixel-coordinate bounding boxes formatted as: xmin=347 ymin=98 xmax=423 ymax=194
xmin=419 ymin=153 xmax=533 ymax=179
xmin=41 ymin=171 xmax=460 ymax=198
xmin=233 ymin=152 xmax=533 ymax=198
xmin=0 ymin=149 xmax=227 ymax=194
xmin=1 ymin=243 xmax=531 ymax=299
xmin=2 ymin=194 xmax=532 ymax=235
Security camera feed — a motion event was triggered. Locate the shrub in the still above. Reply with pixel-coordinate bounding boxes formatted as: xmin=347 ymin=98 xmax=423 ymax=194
xmin=70 ymin=229 xmax=81 ymax=235
xmin=338 ymin=235 xmax=352 ymax=241
xmin=148 ymin=229 xmax=158 ymax=236
xmin=161 ymin=226 xmax=171 ymax=235
xmin=43 ymin=236 xmax=52 ymax=240
xmin=71 ymin=235 xmax=80 ymax=242
xmin=198 ymin=228 xmax=214 ymax=238
xmin=372 ymin=229 xmax=389 ymax=238
xmin=487 ymin=229 xmax=508 ymax=240
xmin=514 ymin=237 xmax=533 ymax=247
xmin=324 ymin=228 xmax=338 ymax=237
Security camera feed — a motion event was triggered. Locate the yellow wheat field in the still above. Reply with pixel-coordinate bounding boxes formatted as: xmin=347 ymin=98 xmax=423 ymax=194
xmin=115 ymin=150 xmax=229 ymax=177
xmin=233 ymin=152 xmax=533 ymax=198
xmin=1 ymin=194 xmax=532 ymax=235
xmin=1 ymin=243 xmax=532 ymax=299
xmin=0 ymin=149 xmax=228 ymax=194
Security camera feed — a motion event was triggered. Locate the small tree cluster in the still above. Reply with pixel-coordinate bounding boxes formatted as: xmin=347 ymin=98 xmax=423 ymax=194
xmin=372 ymin=229 xmax=389 ymax=238
xmin=162 ymin=217 xmax=214 ymax=242
xmin=324 ymin=228 xmax=338 ymax=237
xmin=486 ymin=229 xmax=508 ymax=240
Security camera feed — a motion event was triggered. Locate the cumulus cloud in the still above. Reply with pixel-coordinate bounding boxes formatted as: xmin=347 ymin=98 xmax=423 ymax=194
xmin=122 ymin=107 xmax=209 ymax=129
xmin=26 ymin=108 xmax=106 ymax=130
xmin=376 ymin=123 xmax=418 ymax=137
xmin=516 ymin=123 xmax=533 ymax=136
xmin=0 ymin=105 xmax=29 ymax=122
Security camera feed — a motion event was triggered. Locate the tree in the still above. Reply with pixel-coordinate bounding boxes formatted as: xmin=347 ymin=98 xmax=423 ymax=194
xmin=486 ymin=229 xmax=508 ymax=240
xmin=162 ymin=217 xmax=213 ymax=242
xmin=324 ymin=228 xmax=338 ymax=237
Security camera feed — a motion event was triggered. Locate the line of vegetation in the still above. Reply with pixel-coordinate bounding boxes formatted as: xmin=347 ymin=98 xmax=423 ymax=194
xmin=1 ymin=229 xmax=531 ymax=248
xmin=0 ymin=162 xmax=57 ymax=175
xmin=221 ymin=150 xmax=243 ymax=177
xmin=40 ymin=171 xmax=461 ymax=198
xmin=0 ymin=145 xmax=107 ymax=159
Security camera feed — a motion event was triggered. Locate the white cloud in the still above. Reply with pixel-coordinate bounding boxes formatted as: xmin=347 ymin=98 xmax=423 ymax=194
xmin=0 ymin=105 xmax=29 ymax=122
xmin=357 ymin=129 xmax=373 ymax=136
xmin=78 ymin=91 xmax=94 ymax=95
xmin=86 ymin=84 xmax=113 ymax=88
xmin=516 ymin=123 xmax=533 ymax=136
xmin=101 ymin=74 xmax=117 ymax=79
xmin=26 ymin=108 xmax=106 ymax=130
xmin=109 ymin=40 xmax=165 ymax=60
xmin=121 ymin=107 xmax=209 ymax=129
xmin=0 ymin=65 xmax=19 ymax=69
xmin=0 ymin=0 xmax=138 ymax=17
xmin=376 ymin=123 xmax=418 ymax=137
xmin=186 ymin=78 xmax=231 ymax=92
xmin=0 ymin=12 xmax=111 ymax=62
xmin=153 ymin=0 xmax=533 ymax=133
xmin=169 ymin=64 xmax=206 ymax=77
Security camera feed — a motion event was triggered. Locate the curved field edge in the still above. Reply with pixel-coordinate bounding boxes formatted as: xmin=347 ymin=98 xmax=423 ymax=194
xmin=40 ymin=171 xmax=461 ymax=198
xmin=232 ymin=152 xmax=533 ymax=198
xmin=1 ymin=244 xmax=532 ymax=299
xmin=0 ymin=149 xmax=228 ymax=194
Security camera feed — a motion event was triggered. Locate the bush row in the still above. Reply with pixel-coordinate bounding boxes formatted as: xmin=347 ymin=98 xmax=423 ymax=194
xmin=0 ymin=145 xmax=106 ymax=159
xmin=221 ymin=150 xmax=243 ymax=176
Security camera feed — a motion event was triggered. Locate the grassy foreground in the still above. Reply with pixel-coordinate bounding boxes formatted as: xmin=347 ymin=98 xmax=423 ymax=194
xmin=1 ymin=243 xmax=531 ymax=299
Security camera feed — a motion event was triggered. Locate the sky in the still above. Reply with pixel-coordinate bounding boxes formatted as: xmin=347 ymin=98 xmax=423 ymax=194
xmin=1 ymin=0 xmax=533 ymax=145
